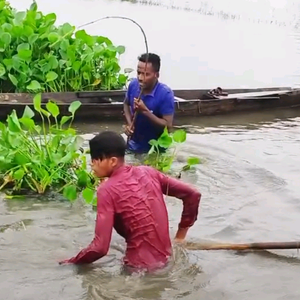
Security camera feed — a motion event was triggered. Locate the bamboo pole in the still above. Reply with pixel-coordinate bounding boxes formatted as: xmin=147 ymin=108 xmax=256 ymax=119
xmin=184 ymin=241 xmax=300 ymax=251
xmin=77 ymin=16 xmax=150 ymax=144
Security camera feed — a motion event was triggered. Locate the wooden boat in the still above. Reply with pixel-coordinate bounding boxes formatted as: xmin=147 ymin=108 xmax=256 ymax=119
xmin=0 ymin=86 xmax=300 ymax=121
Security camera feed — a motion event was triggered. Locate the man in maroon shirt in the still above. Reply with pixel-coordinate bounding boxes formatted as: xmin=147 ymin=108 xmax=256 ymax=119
xmin=59 ymin=131 xmax=201 ymax=272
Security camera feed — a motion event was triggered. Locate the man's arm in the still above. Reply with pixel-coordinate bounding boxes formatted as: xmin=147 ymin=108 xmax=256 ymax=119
xmin=142 ymin=110 xmax=173 ymax=129
xmin=123 ymin=97 xmax=132 ymax=125
xmin=140 ymin=90 xmax=175 ymax=129
xmin=153 ymin=168 xmax=201 ymax=240
xmin=59 ymin=188 xmax=115 ymax=265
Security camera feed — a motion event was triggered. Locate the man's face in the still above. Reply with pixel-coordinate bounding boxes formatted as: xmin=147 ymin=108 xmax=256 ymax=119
xmin=137 ymin=61 xmax=158 ymax=90
xmin=90 ymin=157 xmax=118 ymax=178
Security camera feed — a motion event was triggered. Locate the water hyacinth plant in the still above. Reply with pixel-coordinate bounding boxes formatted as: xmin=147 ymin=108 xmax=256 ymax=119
xmin=0 ymin=94 xmax=98 ymax=204
xmin=0 ymin=94 xmax=200 ymax=205
xmin=0 ymin=0 xmax=129 ymax=93
xmin=143 ymin=127 xmax=200 ymax=176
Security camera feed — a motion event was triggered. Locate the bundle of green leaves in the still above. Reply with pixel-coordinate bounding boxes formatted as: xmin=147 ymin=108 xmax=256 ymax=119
xmin=0 ymin=94 xmax=200 ymax=205
xmin=143 ymin=127 xmax=200 ymax=174
xmin=0 ymin=0 xmax=128 ymax=93
xmin=0 ymin=94 xmax=98 ymax=204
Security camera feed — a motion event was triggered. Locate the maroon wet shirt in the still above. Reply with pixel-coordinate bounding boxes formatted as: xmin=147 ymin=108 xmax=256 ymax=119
xmin=65 ymin=165 xmax=201 ymax=271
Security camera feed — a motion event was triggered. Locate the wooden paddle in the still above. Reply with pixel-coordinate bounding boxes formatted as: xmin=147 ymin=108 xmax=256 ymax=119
xmin=184 ymin=241 xmax=300 ymax=251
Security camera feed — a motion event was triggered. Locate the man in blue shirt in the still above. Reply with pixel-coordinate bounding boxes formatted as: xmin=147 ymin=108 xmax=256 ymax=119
xmin=123 ymin=53 xmax=175 ymax=153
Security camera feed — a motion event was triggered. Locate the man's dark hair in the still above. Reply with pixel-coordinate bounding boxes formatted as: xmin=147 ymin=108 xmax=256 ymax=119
xmin=89 ymin=131 xmax=126 ymax=160
xmin=138 ymin=53 xmax=161 ymax=72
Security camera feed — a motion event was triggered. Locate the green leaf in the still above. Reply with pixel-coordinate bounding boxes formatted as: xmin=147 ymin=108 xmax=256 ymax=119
xmin=77 ymin=170 xmax=89 ymax=188
xmin=68 ymin=136 xmax=84 ymax=152
xmin=22 ymin=106 xmax=35 ymax=119
xmin=63 ymin=185 xmax=77 ymax=202
xmin=46 ymin=71 xmax=58 ymax=82
xmin=118 ymin=74 xmax=127 ymax=85
xmin=157 ymin=128 xmax=173 ymax=148
xmin=68 ymin=101 xmax=81 ymax=115
xmin=60 ymin=116 xmax=71 ymax=126
xmin=187 ymin=157 xmax=200 ymax=166
xmin=41 ymin=108 xmax=50 ymax=118
xmin=172 ymin=129 xmax=186 ymax=143
xmin=116 ymin=45 xmax=125 ymax=54
xmin=157 ymin=135 xmax=173 ymax=149
xmin=27 ymin=80 xmax=41 ymax=91
xmin=14 ymin=11 xmax=26 ymax=25
xmin=14 ymin=152 xmax=30 ymax=165
xmin=181 ymin=165 xmax=191 ymax=172
xmin=18 ymin=49 xmax=32 ymax=60
xmin=82 ymin=188 xmax=95 ymax=204
xmin=148 ymin=139 xmax=158 ymax=147
xmin=48 ymin=32 xmax=59 ymax=44
xmin=1 ymin=32 xmax=11 ymax=46
xmin=19 ymin=117 xmax=35 ymax=130
xmin=28 ymin=33 xmax=39 ymax=45
xmin=7 ymin=111 xmax=21 ymax=132
xmin=46 ymin=100 xmax=60 ymax=117
xmin=33 ymin=94 xmax=42 ymax=112
xmin=59 ymin=152 xmax=73 ymax=164
xmin=29 ymin=1 xmax=38 ymax=11
xmin=8 ymin=74 xmax=18 ymax=86
xmin=13 ymin=169 xmax=25 ymax=180
xmin=0 ymin=63 xmax=5 ymax=77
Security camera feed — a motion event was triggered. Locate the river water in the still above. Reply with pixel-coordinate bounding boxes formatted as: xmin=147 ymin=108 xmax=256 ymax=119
xmin=2 ymin=0 xmax=300 ymax=299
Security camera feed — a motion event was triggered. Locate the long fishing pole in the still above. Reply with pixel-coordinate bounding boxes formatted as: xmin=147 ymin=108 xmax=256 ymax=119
xmin=77 ymin=16 xmax=149 ymax=144
xmin=184 ymin=240 xmax=300 ymax=251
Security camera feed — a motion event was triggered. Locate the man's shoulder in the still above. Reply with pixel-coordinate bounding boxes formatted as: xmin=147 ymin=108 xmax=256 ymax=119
xmin=134 ymin=165 xmax=160 ymax=178
xmin=97 ymin=179 xmax=114 ymax=197
xmin=156 ymin=81 xmax=173 ymax=95
xmin=155 ymin=82 xmax=174 ymax=103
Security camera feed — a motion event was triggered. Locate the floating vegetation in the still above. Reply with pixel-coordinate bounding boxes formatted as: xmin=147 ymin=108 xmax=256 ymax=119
xmin=143 ymin=127 xmax=200 ymax=177
xmin=0 ymin=95 xmax=200 ymax=205
xmin=0 ymin=0 xmax=129 ymax=93
xmin=0 ymin=94 xmax=99 ymax=204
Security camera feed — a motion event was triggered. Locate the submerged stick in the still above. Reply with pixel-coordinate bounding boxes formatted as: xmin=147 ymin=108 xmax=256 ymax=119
xmin=184 ymin=241 xmax=300 ymax=251
xmin=78 ymin=16 xmax=149 ymax=144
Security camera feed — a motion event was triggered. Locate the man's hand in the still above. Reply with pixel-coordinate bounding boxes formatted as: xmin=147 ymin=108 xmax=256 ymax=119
xmin=174 ymin=227 xmax=189 ymax=243
xmin=123 ymin=124 xmax=134 ymax=137
xmin=58 ymin=258 xmax=72 ymax=265
xmin=134 ymin=98 xmax=149 ymax=112
xmin=174 ymin=238 xmax=186 ymax=245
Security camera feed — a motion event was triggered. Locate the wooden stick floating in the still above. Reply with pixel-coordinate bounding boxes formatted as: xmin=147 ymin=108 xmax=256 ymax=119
xmin=184 ymin=241 xmax=300 ymax=251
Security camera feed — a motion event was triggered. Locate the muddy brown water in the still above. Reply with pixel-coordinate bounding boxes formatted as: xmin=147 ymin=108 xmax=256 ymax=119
xmin=1 ymin=107 xmax=300 ymax=300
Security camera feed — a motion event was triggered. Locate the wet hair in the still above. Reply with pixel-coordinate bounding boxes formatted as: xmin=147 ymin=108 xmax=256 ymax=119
xmin=138 ymin=53 xmax=161 ymax=73
xmin=89 ymin=131 xmax=126 ymax=160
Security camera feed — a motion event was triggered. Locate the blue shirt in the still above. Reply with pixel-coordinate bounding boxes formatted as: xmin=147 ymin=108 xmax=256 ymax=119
xmin=126 ymin=78 xmax=175 ymax=153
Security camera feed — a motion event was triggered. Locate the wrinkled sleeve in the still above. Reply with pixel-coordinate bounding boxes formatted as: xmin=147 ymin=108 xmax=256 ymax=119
xmin=154 ymin=169 xmax=201 ymax=229
xmin=67 ymin=187 xmax=115 ymax=264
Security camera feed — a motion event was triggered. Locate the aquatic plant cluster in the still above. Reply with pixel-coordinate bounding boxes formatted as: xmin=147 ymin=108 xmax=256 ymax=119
xmin=0 ymin=96 xmax=200 ymax=205
xmin=0 ymin=0 xmax=128 ymax=93
xmin=0 ymin=95 xmax=99 ymax=204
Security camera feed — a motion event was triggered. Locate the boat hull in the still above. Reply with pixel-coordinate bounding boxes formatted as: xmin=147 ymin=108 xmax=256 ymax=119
xmin=0 ymin=87 xmax=299 ymax=121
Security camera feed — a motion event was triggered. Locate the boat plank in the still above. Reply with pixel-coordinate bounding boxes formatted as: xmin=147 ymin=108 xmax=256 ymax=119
xmin=0 ymin=87 xmax=300 ymax=121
